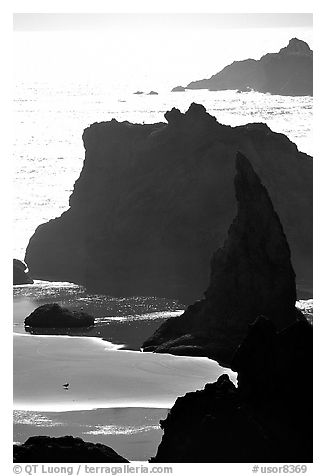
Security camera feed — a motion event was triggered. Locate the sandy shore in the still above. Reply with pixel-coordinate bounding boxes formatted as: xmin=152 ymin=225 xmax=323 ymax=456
xmin=13 ymin=287 xmax=237 ymax=461
xmin=14 ymin=333 xmax=236 ymax=411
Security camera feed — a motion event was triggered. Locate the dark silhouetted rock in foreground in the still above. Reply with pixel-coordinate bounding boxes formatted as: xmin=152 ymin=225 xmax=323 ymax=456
xmin=171 ymin=85 xmax=186 ymax=92
xmin=24 ymin=303 xmax=94 ymax=328
xmin=150 ymin=317 xmax=312 ymax=463
xmin=142 ymin=153 xmax=299 ymax=363
xmin=186 ymin=38 xmax=312 ymax=96
xmin=25 ymin=103 xmax=312 ymax=302
xmin=13 ymin=436 xmax=129 ymax=463
xmin=13 ymin=259 xmax=33 ymax=285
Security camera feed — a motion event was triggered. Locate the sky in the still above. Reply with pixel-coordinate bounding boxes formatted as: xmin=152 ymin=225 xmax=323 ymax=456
xmin=13 ymin=13 xmax=313 ymax=90
xmin=13 ymin=13 xmax=312 ymax=31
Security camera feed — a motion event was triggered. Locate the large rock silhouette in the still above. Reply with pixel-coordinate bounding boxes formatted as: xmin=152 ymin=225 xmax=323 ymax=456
xmin=186 ymin=38 xmax=313 ymax=96
xmin=25 ymin=103 xmax=312 ymax=302
xmin=142 ymin=153 xmax=299 ymax=363
xmin=150 ymin=317 xmax=312 ymax=462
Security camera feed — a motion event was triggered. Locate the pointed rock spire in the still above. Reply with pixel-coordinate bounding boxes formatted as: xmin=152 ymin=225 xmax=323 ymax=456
xmin=142 ymin=152 xmax=298 ymax=363
xmin=205 ymin=151 xmax=297 ymax=328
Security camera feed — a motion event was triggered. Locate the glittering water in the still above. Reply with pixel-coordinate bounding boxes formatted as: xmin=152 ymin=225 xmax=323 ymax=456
xmin=13 ymin=281 xmax=235 ymax=462
xmin=13 ymin=407 xmax=168 ymax=461
xmin=13 ymin=280 xmax=312 ymax=461
xmin=13 ymin=82 xmax=312 ymax=260
xmin=13 ymin=280 xmax=184 ymax=346
xmin=13 ymin=27 xmax=313 ymax=461
xmin=13 ymin=78 xmax=313 ymax=462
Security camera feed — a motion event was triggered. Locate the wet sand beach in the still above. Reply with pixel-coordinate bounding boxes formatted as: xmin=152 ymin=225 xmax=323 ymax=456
xmin=14 ymin=333 xmax=235 ymax=411
xmin=13 ymin=285 xmax=236 ymax=461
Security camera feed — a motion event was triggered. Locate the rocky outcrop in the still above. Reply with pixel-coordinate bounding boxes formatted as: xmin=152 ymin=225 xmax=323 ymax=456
xmin=25 ymin=103 xmax=312 ymax=303
xmin=13 ymin=436 xmax=129 ymax=463
xmin=148 ymin=91 xmax=158 ymax=95
xmin=171 ymin=85 xmax=186 ymax=92
xmin=146 ymin=153 xmax=312 ymax=462
xmin=150 ymin=317 xmax=312 ymax=462
xmin=13 ymin=259 xmax=33 ymax=285
xmin=24 ymin=303 xmax=94 ymax=328
xmin=236 ymin=86 xmax=252 ymax=93
xmin=142 ymin=153 xmax=300 ymax=363
xmin=186 ymin=38 xmax=312 ymax=96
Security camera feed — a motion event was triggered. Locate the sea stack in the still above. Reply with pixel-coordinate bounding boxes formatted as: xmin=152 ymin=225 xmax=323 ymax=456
xmin=24 ymin=303 xmax=95 ymax=328
xmin=13 ymin=259 xmax=33 ymax=285
xmin=142 ymin=153 xmax=299 ymax=363
xmin=171 ymin=85 xmax=186 ymax=92
xmin=24 ymin=104 xmax=312 ymax=302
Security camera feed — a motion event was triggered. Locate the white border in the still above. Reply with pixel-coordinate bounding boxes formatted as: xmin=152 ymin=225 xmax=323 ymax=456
xmin=2 ymin=2 xmax=324 ymax=474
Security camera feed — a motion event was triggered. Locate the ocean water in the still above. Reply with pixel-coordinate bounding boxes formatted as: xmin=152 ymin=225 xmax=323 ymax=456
xmin=13 ymin=79 xmax=313 ymax=460
xmin=13 ymin=281 xmax=236 ymax=461
xmin=13 ymin=281 xmax=312 ymax=461
xmin=13 ymin=280 xmax=185 ymax=348
xmin=13 ymin=81 xmax=312 ymax=260
xmin=13 ymin=407 xmax=169 ymax=461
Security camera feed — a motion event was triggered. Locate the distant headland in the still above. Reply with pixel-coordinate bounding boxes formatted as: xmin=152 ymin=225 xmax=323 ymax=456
xmin=175 ymin=38 xmax=312 ymax=96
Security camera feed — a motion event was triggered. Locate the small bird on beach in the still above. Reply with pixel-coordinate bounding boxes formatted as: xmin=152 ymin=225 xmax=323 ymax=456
xmin=62 ymin=383 xmax=69 ymax=390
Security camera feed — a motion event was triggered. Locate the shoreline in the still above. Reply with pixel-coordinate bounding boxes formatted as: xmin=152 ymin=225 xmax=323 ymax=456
xmin=13 ymin=280 xmax=185 ymax=349
xmin=13 ymin=281 xmax=312 ymax=462
xmin=14 ymin=331 xmax=236 ymax=412
xmin=14 ymin=407 xmax=168 ymax=462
